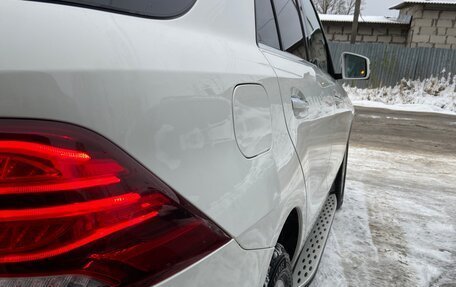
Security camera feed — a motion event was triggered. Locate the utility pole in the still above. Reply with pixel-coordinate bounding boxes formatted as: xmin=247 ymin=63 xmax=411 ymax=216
xmin=350 ymin=0 xmax=362 ymax=44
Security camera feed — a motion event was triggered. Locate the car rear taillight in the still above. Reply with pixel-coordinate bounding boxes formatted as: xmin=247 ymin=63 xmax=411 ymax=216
xmin=0 ymin=120 xmax=230 ymax=286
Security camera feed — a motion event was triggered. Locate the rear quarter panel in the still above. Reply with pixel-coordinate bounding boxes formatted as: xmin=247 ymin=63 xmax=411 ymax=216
xmin=0 ymin=0 xmax=307 ymax=253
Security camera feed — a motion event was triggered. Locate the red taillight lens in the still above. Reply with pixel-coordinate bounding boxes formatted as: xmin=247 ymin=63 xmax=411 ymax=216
xmin=0 ymin=120 xmax=230 ymax=286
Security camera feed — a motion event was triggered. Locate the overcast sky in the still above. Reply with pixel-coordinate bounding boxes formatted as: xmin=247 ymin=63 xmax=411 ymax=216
xmin=363 ymin=0 xmax=401 ymax=16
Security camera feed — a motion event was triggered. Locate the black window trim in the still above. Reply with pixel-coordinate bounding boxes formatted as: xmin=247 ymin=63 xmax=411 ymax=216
xmin=269 ymin=0 xmax=284 ymax=50
xmin=271 ymin=0 xmax=309 ymax=59
xmin=26 ymin=0 xmax=197 ymax=20
xmin=297 ymin=0 xmax=341 ymax=78
xmin=292 ymin=0 xmax=310 ymax=59
xmin=254 ymin=0 xmax=283 ymax=51
xmin=255 ymin=0 xmax=342 ymax=79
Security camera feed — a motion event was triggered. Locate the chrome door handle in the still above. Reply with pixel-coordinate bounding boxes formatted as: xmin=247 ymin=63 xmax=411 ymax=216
xmin=291 ymin=95 xmax=309 ymax=118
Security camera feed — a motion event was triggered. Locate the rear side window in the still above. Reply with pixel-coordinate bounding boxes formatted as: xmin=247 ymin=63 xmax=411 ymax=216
xmin=272 ymin=0 xmax=304 ymax=52
xmin=255 ymin=0 xmax=281 ymax=50
xmin=48 ymin=0 xmax=197 ymax=18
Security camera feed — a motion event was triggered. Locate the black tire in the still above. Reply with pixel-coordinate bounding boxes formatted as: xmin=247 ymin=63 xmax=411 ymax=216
xmin=334 ymin=147 xmax=348 ymax=210
xmin=264 ymin=243 xmax=293 ymax=287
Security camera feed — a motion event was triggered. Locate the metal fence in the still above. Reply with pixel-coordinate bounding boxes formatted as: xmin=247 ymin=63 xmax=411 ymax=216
xmin=329 ymin=42 xmax=456 ymax=88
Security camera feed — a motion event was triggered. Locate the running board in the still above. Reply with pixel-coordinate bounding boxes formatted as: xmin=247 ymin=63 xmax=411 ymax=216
xmin=293 ymin=194 xmax=337 ymax=287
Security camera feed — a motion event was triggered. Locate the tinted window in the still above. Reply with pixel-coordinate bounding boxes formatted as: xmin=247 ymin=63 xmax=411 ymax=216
xmin=256 ymin=0 xmax=281 ymax=50
xmin=300 ymin=0 xmax=328 ymax=71
xmin=49 ymin=0 xmax=196 ymax=18
xmin=272 ymin=0 xmax=304 ymax=53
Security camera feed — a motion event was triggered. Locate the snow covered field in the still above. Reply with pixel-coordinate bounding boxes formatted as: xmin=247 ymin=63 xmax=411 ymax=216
xmin=310 ymin=111 xmax=456 ymax=287
xmin=346 ymin=75 xmax=456 ymax=115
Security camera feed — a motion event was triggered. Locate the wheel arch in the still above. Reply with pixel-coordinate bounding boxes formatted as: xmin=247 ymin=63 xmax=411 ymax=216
xmin=276 ymin=208 xmax=302 ymax=263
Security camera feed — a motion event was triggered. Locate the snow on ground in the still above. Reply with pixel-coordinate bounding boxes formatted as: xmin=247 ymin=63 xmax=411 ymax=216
xmin=346 ymin=75 xmax=456 ymax=115
xmin=311 ymin=146 xmax=456 ymax=287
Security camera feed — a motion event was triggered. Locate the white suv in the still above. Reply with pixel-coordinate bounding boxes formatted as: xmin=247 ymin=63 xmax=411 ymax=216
xmin=0 ymin=0 xmax=370 ymax=286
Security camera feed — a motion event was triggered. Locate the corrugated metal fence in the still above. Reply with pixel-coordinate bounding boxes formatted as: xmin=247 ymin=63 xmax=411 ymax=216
xmin=329 ymin=42 xmax=456 ymax=88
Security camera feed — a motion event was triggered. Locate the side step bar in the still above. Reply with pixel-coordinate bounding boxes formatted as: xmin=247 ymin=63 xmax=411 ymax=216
xmin=293 ymin=194 xmax=337 ymax=287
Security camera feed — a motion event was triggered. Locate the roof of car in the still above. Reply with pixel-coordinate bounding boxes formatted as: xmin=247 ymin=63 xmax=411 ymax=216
xmin=390 ymin=0 xmax=456 ymax=9
xmin=319 ymin=14 xmax=412 ymax=25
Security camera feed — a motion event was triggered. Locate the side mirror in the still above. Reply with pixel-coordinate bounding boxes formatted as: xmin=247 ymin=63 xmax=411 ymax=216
xmin=341 ymin=52 xmax=371 ymax=80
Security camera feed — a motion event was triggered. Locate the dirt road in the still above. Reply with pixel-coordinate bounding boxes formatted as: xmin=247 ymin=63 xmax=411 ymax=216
xmin=351 ymin=107 xmax=456 ymax=155
xmin=311 ymin=107 xmax=456 ymax=287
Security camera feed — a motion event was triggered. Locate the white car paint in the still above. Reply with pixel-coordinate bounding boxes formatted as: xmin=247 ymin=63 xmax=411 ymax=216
xmin=233 ymin=84 xmax=273 ymax=158
xmin=260 ymin=46 xmax=337 ymax=232
xmin=156 ymin=241 xmax=273 ymax=287
xmin=0 ymin=0 xmax=354 ymax=285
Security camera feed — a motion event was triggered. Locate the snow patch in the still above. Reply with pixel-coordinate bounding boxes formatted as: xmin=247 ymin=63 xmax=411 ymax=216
xmin=311 ymin=146 xmax=456 ymax=286
xmin=346 ymin=75 xmax=456 ymax=115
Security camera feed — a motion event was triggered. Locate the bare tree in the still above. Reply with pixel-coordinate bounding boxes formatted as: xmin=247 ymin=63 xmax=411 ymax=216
xmin=312 ymin=0 xmax=364 ymax=15
xmin=345 ymin=0 xmax=357 ymax=14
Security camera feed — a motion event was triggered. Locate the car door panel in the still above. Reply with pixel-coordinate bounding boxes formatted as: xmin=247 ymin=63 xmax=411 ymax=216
xmin=260 ymin=46 xmax=333 ymax=230
xmin=298 ymin=0 xmax=354 ymax=186
xmin=328 ymin=86 xmax=354 ymax=182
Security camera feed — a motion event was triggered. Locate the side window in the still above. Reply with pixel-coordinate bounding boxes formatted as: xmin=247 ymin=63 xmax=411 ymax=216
xmin=272 ymin=0 xmax=306 ymax=59
xmin=255 ymin=0 xmax=281 ymax=50
xmin=300 ymin=0 xmax=329 ymax=71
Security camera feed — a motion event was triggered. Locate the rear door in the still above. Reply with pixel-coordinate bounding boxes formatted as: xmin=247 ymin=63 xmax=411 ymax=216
xmin=298 ymin=0 xmax=353 ymax=187
xmin=255 ymin=0 xmax=335 ymax=227
xmin=298 ymin=0 xmax=345 ymax=190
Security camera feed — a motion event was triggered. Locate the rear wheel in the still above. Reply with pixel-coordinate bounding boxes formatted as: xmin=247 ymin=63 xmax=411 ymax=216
xmin=264 ymin=244 xmax=292 ymax=287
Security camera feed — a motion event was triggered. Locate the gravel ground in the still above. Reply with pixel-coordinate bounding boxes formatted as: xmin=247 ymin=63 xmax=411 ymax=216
xmin=311 ymin=107 xmax=456 ymax=287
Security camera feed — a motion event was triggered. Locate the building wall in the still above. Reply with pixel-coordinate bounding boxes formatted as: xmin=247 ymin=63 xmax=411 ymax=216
xmin=399 ymin=6 xmax=456 ymax=49
xmin=322 ymin=22 xmax=409 ymax=45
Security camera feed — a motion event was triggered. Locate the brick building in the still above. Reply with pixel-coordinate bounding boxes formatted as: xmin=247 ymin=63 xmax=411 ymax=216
xmin=321 ymin=0 xmax=456 ymax=49
xmin=392 ymin=0 xmax=456 ymax=48
xmin=320 ymin=14 xmax=411 ymax=45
